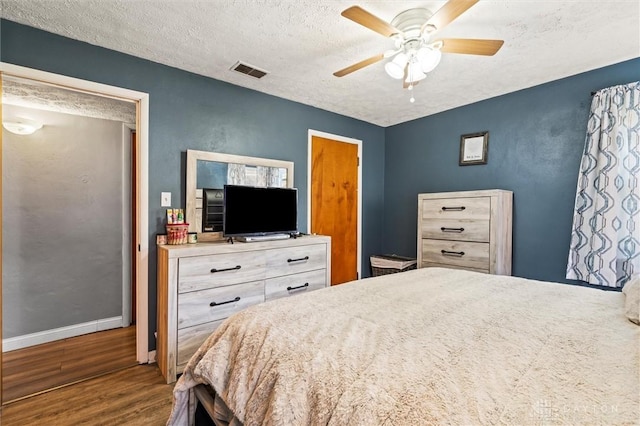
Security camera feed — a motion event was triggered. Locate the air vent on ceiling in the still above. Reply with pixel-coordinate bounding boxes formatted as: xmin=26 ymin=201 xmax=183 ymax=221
xmin=230 ymin=61 xmax=268 ymax=79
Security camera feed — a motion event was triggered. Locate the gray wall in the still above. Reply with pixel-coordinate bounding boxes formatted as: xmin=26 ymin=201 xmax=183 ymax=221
xmin=0 ymin=20 xmax=387 ymax=350
xmin=383 ymin=57 xmax=640 ymax=285
xmin=2 ymin=105 xmax=126 ymax=337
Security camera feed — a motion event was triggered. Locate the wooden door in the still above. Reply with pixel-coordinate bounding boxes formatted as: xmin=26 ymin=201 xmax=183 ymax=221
xmin=311 ymin=136 xmax=358 ymax=285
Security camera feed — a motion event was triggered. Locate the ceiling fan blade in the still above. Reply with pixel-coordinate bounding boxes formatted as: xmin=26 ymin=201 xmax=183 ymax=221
xmin=334 ymin=53 xmax=385 ymax=77
xmin=422 ymin=0 xmax=479 ymax=33
xmin=341 ymin=6 xmax=399 ymax=37
xmin=438 ymin=38 xmax=504 ymax=56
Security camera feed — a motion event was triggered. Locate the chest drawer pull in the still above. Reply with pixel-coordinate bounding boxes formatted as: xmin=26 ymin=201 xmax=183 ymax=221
xmin=209 ymin=296 xmax=241 ymax=307
xmin=210 ymin=265 xmax=241 ymax=273
xmin=441 ymin=206 xmax=466 ymax=211
xmin=441 ymin=250 xmax=465 ymax=257
xmin=287 ymin=282 xmax=310 ymax=292
xmin=287 ymin=256 xmax=309 ymax=263
xmin=441 ymin=227 xmax=465 ymax=233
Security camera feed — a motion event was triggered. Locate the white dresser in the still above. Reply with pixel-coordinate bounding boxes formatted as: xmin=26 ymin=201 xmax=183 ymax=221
xmin=417 ymin=190 xmax=512 ymax=275
xmin=157 ymin=235 xmax=331 ymax=383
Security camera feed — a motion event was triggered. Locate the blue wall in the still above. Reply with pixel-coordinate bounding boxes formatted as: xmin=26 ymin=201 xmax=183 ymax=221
xmin=1 ymin=20 xmax=386 ymax=350
xmin=383 ymin=57 xmax=640 ymax=284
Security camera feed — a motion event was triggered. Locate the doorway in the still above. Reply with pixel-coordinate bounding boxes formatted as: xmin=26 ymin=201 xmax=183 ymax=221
xmin=0 ymin=63 xmax=150 ymax=404
xmin=308 ymin=130 xmax=362 ymax=285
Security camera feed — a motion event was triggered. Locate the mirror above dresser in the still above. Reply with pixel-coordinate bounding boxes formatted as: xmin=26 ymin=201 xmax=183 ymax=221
xmin=185 ymin=149 xmax=294 ymax=239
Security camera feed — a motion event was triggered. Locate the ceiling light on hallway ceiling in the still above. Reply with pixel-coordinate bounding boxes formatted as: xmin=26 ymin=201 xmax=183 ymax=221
xmin=2 ymin=118 xmax=43 ymax=135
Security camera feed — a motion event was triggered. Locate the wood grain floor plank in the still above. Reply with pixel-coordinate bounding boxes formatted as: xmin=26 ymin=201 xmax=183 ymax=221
xmin=2 ymin=326 xmax=137 ymax=402
xmin=0 ymin=364 xmax=174 ymax=425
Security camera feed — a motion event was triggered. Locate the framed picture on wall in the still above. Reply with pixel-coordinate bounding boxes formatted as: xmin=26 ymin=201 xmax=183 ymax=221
xmin=459 ymin=131 xmax=489 ymax=166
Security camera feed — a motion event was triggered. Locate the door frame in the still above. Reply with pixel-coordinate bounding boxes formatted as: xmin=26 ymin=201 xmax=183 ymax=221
xmin=0 ymin=63 xmax=150 ymax=377
xmin=307 ymin=129 xmax=362 ymax=280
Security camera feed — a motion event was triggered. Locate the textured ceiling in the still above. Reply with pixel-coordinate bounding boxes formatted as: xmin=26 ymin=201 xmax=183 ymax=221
xmin=1 ymin=0 xmax=639 ymax=127
xmin=2 ymin=76 xmax=136 ymax=123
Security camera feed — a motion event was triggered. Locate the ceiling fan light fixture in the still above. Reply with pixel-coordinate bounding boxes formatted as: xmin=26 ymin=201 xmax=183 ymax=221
xmin=334 ymin=2 xmax=504 ymax=105
xmin=405 ymin=61 xmax=427 ymax=84
xmin=423 ymin=23 xmax=437 ymax=34
xmin=384 ymin=53 xmax=408 ymax=79
xmin=417 ymin=46 xmax=442 ymax=73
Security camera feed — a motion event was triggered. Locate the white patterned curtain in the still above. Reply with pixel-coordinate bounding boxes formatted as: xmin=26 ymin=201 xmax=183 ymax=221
xmin=227 ymin=164 xmax=285 ymax=187
xmin=566 ymin=81 xmax=640 ymax=288
xmin=256 ymin=166 xmax=283 ymax=187
xmin=227 ymin=163 xmax=246 ymax=185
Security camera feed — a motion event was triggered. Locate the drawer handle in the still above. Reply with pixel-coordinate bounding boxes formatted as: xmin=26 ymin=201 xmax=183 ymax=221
xmin=441 ymin=206 xmax=466 ymax=211
xmin=441 ymin=227 xmax=465 ymax=233
xmin=287 ymin=283 xmax=310 ymax=291
xmin=287 ymin=256 xmax=309 ymax=263
xmin=210 ymin=265 xmax=241 ymax=273
xmin=441 ymin=250 xmax=465 ymax=257
xmin=210 ymin=296 xmax=241 ymax=307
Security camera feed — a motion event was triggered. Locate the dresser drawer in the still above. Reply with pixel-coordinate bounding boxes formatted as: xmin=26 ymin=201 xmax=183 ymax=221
xmin=265 ymin=269 xmax=327 ymax=301
xmin=265 ymin=243 xmax=327 ymax=278
xmin=178 ymin=281 xmax=264 ymax=329
xmin=420 ymin=219 xmax=490 ymax=242
xmin=420 ymin=239 xmax=490 ymax=271
xmin=178 ymin=251 xmax=266 ymax=292
xmin=177 ymin=319 xmax=225 ymax=366
xmin=421 ymin=197 xmax=490 ymax=220
xmin=421 ymin=262 xmax=489 ymax=274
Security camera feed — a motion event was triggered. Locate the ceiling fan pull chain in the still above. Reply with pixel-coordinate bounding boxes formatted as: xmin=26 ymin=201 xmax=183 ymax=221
xmin=408 ymin=65 xmax=416 ymax=103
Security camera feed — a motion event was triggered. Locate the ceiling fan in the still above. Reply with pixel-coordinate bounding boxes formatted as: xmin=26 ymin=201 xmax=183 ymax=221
xmin=334 ymin=0 xmax=504 ymax=93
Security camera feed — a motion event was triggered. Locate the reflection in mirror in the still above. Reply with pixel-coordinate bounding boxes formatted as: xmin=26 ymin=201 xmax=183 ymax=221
xmin=186 ymin=150 xmax=294 ymax=238
xmin=196 ymin=160 xmax=288 ymax=188
xmin=195 ymin=161 xmax=288 ymax=233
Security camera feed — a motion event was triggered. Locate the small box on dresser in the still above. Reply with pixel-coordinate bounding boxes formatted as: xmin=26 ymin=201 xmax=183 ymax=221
xmin=157 ymin=234 xmax=331 ymax=383
xmin=417 ymin=189 xmax=512 ymax=275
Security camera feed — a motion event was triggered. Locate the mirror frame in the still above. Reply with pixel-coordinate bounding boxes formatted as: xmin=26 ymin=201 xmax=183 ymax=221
xmin=186 ymin=149 xmax=294 ymax=238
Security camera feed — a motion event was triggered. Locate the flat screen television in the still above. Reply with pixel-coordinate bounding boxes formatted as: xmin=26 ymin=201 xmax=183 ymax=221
xmin=223 ymin=184 xmax=298 ymax=237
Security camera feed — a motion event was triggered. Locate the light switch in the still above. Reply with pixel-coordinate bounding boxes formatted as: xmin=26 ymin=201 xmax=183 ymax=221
xmin=161 ymin=192 xmax=171 ymax=207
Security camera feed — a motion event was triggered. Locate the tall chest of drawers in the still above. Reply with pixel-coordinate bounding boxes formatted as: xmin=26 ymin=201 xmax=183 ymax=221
xmin=157 ymin=235 xmax=331 ymax=383
xmin=417 ymin=190 xmax=512 ymax=275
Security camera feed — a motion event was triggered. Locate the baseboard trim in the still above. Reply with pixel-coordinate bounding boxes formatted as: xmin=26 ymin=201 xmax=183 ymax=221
xmin=148 ymin=350 xmax=157 ymax=363
xmin=2 ymin=316 xmax=124 ymax=352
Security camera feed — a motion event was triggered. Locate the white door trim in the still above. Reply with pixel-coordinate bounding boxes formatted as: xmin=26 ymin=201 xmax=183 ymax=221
xmin=307 ymin=129 xmax=362 ymax=280
xmin=0 ymin=62 xmax=150 ymax=364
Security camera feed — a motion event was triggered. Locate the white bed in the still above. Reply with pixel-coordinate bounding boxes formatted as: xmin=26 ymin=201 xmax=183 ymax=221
xmin=168 ymin=267 xmax=639 ymax=425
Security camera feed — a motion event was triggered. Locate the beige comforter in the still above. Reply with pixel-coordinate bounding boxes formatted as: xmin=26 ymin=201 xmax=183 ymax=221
xmin=169 ymin=267 xmax=639 ymax=425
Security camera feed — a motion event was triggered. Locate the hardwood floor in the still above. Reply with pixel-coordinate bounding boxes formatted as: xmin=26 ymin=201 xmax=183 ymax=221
xmin=0 ymin=364 xmax=174 ymax=425
xmin=2 ymin=326 xmax=137 ymax=402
